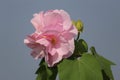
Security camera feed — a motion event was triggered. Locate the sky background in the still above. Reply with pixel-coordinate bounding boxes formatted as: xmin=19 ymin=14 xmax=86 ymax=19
xmin=0 ymin=0 xmax=120 ymax=80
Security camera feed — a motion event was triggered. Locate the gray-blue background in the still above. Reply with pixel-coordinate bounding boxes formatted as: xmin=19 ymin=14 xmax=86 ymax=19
xmin=0 ymin=0 xmax=119 ymax=80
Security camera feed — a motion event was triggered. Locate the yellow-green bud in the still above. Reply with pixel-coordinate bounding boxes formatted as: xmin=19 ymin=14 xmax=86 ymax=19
xmin=77 ymin=20 xmax=83 ymax=32
xmin=72 ymin=20 xmax=84 ymax=32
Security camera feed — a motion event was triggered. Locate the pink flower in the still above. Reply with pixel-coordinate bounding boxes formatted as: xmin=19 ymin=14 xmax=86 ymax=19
xmin=24 ymin=9 xmax=78 ymax=67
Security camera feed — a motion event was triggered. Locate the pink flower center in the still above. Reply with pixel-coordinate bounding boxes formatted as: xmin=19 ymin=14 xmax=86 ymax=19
xmin=51 ymin=37 xmax=57 ymax=45
xmin=43 ymin=35 xmax=58 ymax=46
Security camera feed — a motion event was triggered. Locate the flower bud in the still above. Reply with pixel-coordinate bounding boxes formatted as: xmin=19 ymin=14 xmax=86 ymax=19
xmin=72 ymin=20 xmax=84 ymax=32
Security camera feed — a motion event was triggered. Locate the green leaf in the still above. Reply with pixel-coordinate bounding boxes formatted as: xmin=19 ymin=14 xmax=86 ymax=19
xmin=36 ymin=59 xmax=58 ymax=80
xmin=78 ymin=39 xmax=88 ymax=53
xmin=73 ymin=39 xmax=88 ymax=57
xmin=58 ymin=54 xmax=103 ymax=80
xmin=102 ymin=70 xmax=110 ymax=80
xmin=90 ymin=47 xmax=115 ymax=80
xmin=73 ymin=40 xmax=81 ymax=56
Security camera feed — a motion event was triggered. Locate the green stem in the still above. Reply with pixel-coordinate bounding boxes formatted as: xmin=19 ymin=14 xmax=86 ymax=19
xmin=76 ymin=32 xmax=80 ymax=41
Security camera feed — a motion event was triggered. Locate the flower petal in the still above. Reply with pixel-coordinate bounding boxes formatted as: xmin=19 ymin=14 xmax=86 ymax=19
xmin=44 ymin=11 xmax=63 ymax=27
xmin=45 ymin=52 xmax=64 ymax=67
xmin=59 ymin=10 xmax=72 ymax=30
xmin=36 ymin=38 xmax=50 ymax=47
xmin=31 ymin=12 xmax=44 ymax=32
xmin=31 ymin=50 xmax=45 ymax=60
xmin=56 ymin=43 xmax=69 ymax=56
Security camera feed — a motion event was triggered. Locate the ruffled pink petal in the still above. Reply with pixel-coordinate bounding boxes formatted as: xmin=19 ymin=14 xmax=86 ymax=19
xmin=52 ymin=9 xmax=71 ymax=30
xmin=36 ymin=38 xmax=50 ymax=47
xmin=48 ymin=47 xmax=57 ymax=56
xmin=56 ymin=43 xmax=69 ymax=56
xmin=31 ymin=12 xmax=44 ymax=32
xmin=24 ymin=33 xmax=39 ymax=49
xmin=59 ymin=10 xmax=72 ymax=30
xmin=24 ymin=33 xmax=46 ymax=59
xmin=31 ymin=50 xmax=45 ymax=60
xmin=61 ymin=25 xmax=78 ymax=41
xmin=68 ymin=38 xmax=75 ymax=53
xmin=44 ymin=11 xmax=63 ymax=26
xmin=62 ymin=38 xmax=75 ymax=58
xmin=42 ymin=25 xmax=63 ymax=33
xmin=69 ymin=25 xmax=78 ymax=36
xmin=45 ymin=52 xmax=62 ymax=67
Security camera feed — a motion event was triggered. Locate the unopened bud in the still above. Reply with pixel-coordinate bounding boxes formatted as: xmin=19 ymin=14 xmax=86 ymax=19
xmin=72 ymin=20 xmax=84 ymax=32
